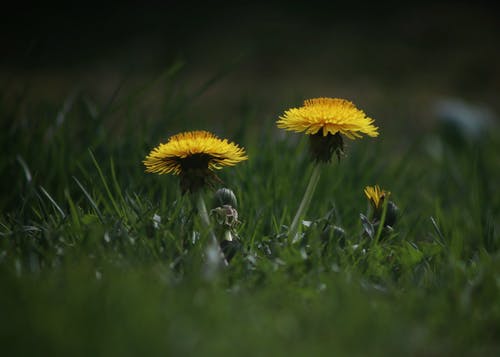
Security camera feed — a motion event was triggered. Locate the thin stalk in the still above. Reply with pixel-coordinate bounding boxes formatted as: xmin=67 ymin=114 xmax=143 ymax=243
xmin=289 ymin=163 xmax=322 ymax=242
xmin=196 ymin=191 xmax=212 ymax=229
xmin=374 ymin=198 xmax=388 ymax=243
xmin=196 ymin=192 xmax=228 ymax=266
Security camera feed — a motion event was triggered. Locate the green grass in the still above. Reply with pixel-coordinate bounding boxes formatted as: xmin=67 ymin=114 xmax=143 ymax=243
xmin=1 ymin=66 xmax=499 ymax=356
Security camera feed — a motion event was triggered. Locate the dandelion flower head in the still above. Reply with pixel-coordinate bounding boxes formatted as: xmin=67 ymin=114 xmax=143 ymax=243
xmin=143 ymin=130 xmax=247 ymax=192
xmin=364 ymin=185 xmax=390 ymax=209
xmin=277 ymin=97 xmax=379 ymax=139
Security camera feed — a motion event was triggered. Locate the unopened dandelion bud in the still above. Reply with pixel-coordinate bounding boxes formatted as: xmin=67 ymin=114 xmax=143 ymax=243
xmin=212 ymin=187 xmax=238 ymax=209
xmin=385 ymin=201 xmax=398 ymax=227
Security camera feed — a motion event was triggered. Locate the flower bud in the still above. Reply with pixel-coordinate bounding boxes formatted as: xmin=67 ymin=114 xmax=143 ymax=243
xmin=212 ymin=187 xmax=238 ymax=209
xmin=384 ymin=201 xmax=398 ymax=228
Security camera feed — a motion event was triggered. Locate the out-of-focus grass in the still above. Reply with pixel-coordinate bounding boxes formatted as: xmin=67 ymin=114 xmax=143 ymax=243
xmin=0 ymin=62 xmax=499 ymax=356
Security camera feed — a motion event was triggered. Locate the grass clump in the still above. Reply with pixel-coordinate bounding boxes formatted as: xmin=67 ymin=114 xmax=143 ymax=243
xmin=0 ymin=68 xmax=499 ymax=356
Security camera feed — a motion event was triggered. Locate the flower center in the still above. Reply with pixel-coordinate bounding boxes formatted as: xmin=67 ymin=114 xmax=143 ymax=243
xmin=178 ymin=153 xmax=212 ymax=171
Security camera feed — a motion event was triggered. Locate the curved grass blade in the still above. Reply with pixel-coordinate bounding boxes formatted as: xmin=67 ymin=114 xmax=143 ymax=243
xmin=39 ymin=186 xmax=66 ymax=220
xmin=16 ymin=155 xmax=32 ymax=183
xmin=89 ymin=149 xmax=122 ymax=217
xmin=73 ymin=176 xmax=104 ymax=222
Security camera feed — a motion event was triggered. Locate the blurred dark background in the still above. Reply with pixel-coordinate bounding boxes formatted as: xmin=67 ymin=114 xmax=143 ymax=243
xmin=1 ymin=1 xmax=499 ymax=135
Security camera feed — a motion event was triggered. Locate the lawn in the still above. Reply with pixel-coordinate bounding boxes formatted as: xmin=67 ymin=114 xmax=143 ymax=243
xmin=1 ymin=60 xmax=499 ymax=356
xmin=1 ymin=3 xmax=500 ymax=355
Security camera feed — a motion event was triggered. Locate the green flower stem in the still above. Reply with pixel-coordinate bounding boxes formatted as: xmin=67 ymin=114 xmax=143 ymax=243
xmin=374 ymin=198 xmax=388 ymax=243
xmin=196 ymin=192 xmax=228 ymax=266
xmin=289 ymin=163 xmax=322 ymax=242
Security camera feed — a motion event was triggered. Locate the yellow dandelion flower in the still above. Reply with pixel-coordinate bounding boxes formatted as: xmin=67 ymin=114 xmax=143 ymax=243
xmin=277 ymin=98 xmax=379 ymax=163
xmin=364 ymin=185 xmax=391 ymax=210
xmin=143 ymin=130 xmax=247 ymax=192
xmin=277 ymin=97 xmax=379 ymax=139
xmin=277 ymin=98 xmax=380 ymax=241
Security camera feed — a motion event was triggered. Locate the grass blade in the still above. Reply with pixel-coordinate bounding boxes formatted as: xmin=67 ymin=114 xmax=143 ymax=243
xmin=89 ymin=149 xmax=122 ymax=217
xmin=39 ymin=186 xmax=66 ymax=220
xmin=430 ymin=216 xmax=446 ymax=247
xmin=73 ymin=176 xmax=104 ymax=222
xmin=110 ymin=157 xmax=126 ymax=208
xmin=16 ymin=155 xmax=32 ymax=183
xmin=65 ymin=188 xmax=81 ymax=230
xmin=374 ymin=199 xmax=388 ymax=243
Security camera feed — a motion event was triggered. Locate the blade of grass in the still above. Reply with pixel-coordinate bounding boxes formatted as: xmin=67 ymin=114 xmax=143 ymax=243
xmin=16 ymin=155 xmax=32 ymax=183
xmin=89 ymin=149 xmax=123 ymax=217
xmin=39 ymin=186 xmax=66 ymax=220
xmin=430 ymin=216 xmax=445 ymax=247
xmin=73 ymin=176 xmax=104 ymax=222
xmin=374 ymin=199 xmax=389 ymax=243
xmin=65 ymin=188 xmax=81 ymax=230
xmin=110 ymin=157 xmax=126 ymax=207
